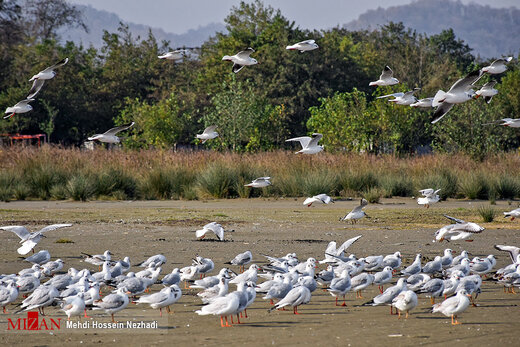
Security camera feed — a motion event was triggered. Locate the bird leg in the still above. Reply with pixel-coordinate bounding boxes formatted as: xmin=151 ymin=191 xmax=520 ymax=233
xmin=397 ymin=310 xmax=401 ymax=319
xmin=220 ymin=316 xmax=225 ymax=327
xmin=244 ymin=309 xmax=248 ymax=318
xmin=84 ymin=309 xmax=91 ymax=318
xmin=430 ymin=297 xmax=435 ymax=305
xmin=379 ymin=285 xmax=384 ymax=293
xmin=342 ymin=295 xmax=346 ymax=306
xmin=3 ymin=306 xmax=7 ymax=314
xmin=236 ymin=314 xmax=241 ymax=324
xmin=270 ymin=299 xmax=274 ymax=305
xmin=224 ymin=316 xmax=232 ymax=327
xmin=293 ymin=306 xmax=301 ymax=315
xmin=111 ymin=314 xmax=115 ymax=323
xmin=160 ymin=308 xmax=162 ymax=317
xmin=405 ymin=311 xmax=409 ymax=319
xmin=390 ymin=306 xmax=394 ymax=315
xmin=451 ymin=315 xmax=462 ymax=325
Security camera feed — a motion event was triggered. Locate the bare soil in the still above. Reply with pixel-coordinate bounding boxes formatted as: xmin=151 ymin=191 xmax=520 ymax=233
xmin=1 ymin=198 xmax=519 ymax=346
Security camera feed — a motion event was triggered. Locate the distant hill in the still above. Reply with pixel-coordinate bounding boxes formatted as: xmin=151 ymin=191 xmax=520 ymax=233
xmin=58 ymin=5 xmax=226 ymax=49
xmin=343 ymin=0 xmax=519 ymax=58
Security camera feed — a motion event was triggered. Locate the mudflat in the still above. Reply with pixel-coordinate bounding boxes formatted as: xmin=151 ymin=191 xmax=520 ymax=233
xmin=1 ymin=198 xmax=519 ymax=346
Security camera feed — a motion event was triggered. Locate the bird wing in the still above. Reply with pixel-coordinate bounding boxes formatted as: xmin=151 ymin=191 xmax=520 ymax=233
xmin=308 ymin=133 xmax=323 ymax=147
xmin=300 ymin=39 xmax=315 ymax=45
xmin=42 ymin=58 xmax=69 ymax=73
xmin=483 ymin=81 xmax=497 ymax=88
xmin=419 ymin=189 xmax=434 ymax=196
xmin=494 ymin=245 xmax=520 ymax=263
xmin=38 ymin=223 xmax=72 ymax=234
xmin=236 ymin=48 xmax=255 ymax=59
xmin=377 ymin=92 xmax=404 ymax=99
xmin=203 ymin=125 xmax=217 ymax=134
xmin=27 ymin=79 xmax=45 ymax=99
xmin=13 ymin=99 xmax=34 ymax=108
xmin=404 ymin=88 xmax=420 ymax=97
xmin=285 ymin=136 xmax=311 ymax=148
xmin=380 ymin=66 xmax=393 ymax=79
xmin=431 ymin=102 xmax=454 ymax=124
xmin=444 ymin=215 xmax=466 ymax=224
xmin=1 ymin=226 xmax=31 ymax=240
xmin=336 ymin=235 xmax=362 ymax=256
xmin=449 ymin=70 xmax=482 ymax=92
xmin=103 ymin=122 xmax=135 ymax=135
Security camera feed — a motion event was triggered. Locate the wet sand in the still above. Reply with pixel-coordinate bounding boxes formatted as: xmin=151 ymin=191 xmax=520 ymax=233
xmin=1 ymin=198 xmax=519 ymax=346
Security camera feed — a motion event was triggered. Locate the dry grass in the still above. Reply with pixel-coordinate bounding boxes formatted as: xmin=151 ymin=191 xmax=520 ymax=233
xmin=1 ymin=146 xmax=519 ymax=201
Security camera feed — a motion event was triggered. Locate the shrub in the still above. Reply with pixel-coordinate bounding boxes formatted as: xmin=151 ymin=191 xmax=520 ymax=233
xmin=341 ymin=171 xmax=379 ymax=195
xmin=95 ymin=168 xmax=138 ymax=199
xmin=495 ymin=175 xmax=520 ymax=200
xmin=381 ymin=175 xmax=414 ymax=197
xmin=13 ymin=184 xmax=30 ymax=200
xmin=458 ymin=174 xmax=489 ymax=199
xmin=364 ymin=187 xmax=382 ymax=203
xmin=477 ymin=205 xmax=497 ymax=222
xmin=302 ymin=170 xmax=338 ymax=196
xmin=50 ymin=185 xmax=68 ymax=200
xmin=196 ymin=163 xmax=236 ymax=198
xmin=67 ymin=175 xmax=95 ymax=201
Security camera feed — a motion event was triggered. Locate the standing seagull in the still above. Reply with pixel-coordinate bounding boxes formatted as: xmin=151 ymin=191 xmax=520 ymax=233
xmin=340 ymin=199 xmax=368 ymax=224
xmin=303 ymin=194 xmax=333 ymax=207
xmin=4 ymin=99 xmax=34 ymax=119
xmin=92 ymin=287 xmax=129 ymax=323
xmin=369 ymin=66 xmax=399 ymax=86
xmin=431 ymin=70 xmax=482 ymax=124
xmin=88 ymin=122 xmax=134 ymax=144
xmin=475 ymin=81 xmax=498 ymax=104
xmin=222 ymin=48 xmax=258 ymax=73
xmin=285 ymin=133 xmax=323 ymax=154
xmin=196 ymin=125 xmax=219 ymax=144
xmin=376 ymin=88 xmax=420 ymax=105
xmin=158 ymin=50 xmax=187 ymax=60
xmin=286 ymin=40 xmax=319 ymax=52
xmin=24 ymin=250 xmax=51 ymax=265
xmin=27 ymin=58 xmax=69 ymax=99
xmin=244 ymin=177 xmax=272 ymax=188
xmin=226 ymin=251 xmax=252 ymax=272
xmin=0 ymin=224 xmax=72 ymax=255
xmin=481 ymin=57 xmax=513 ymax=75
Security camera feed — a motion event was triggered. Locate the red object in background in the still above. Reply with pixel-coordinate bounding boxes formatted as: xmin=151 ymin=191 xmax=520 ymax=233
xmin=27 ymin=311 xmax=39 ymax=330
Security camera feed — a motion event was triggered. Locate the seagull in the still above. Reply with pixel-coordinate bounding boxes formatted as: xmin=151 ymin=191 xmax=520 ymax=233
xmin=391 ymin=290 xmax=418 ymax=319
xmin=363 ymin=278 xmax=407 ymax=315
xmin=268 ymin=284 xmax=311 ymax=314
xmin=87 ymin=122 xmax=134 ymax=143
xmin=244 ymin=177 xmax=271 ymax=188
xmin=417 ymin=189 xmax=441 ymax=208
xmin=432 ymin=289 xmax=471 ymax=325
xmin=320 ymin=235 xmax=362 ymax=264
xmin=382 ymin=252 xmax=402 ymax=271
xmin=222 ymin=48 xmax=257 ymax=73
xmin=503 ymin=208 xmax=520 ymax=221
xmin=92 ymin=287 xmax=129 ymax=323
xmin=61 ymin=292 xmax=85 ymax=321
xmin=420 ymin=278 xmax=445 ymax=304
xmin=285 ymin=133 xmax=323 ymax=154
xmin=196 ymin=291 xmax=240 ymax=327
xmin=494 ymin=244 xmax=520 ymax=263
xmin=327 ymin=269 xmax=351 ymax=306
xmin=134 ymin=285 xmax=182 ymax=316
xmin=27 ymin=57 xmax=69 ymax=99
xmin=196 ymin=125 xmax=219 ymax=143
xmin=401 ymin=254 xmax=422 ymax=276
xmin=376 ymin=88 xmax=420 ymax=105
xmin=226 ymin=251 xmax=252 ymax=272
xmin=475 ymin=81 xmax=498 ymax=104
xmin=441 ymin=248 xmax=454 ymax=269
xmin=161 ymin=268 xmax=181 ymax=286
xmin=369 ymin=66 xmax=399 ymax=86
xmin=4 ymin=99 xmax=34 ymax=119
xmin=0 ymin=282 xmax=19 ymax=313
xmin=483 ymin=118 xmax=520 ymax=127
xmin=158 ymin=50 xmax=187 ymax=60
xmin=481 ymin=57 xmax=513 ymax=75
xmin=18 ymin=284 xmax=59 ymax=315
xmin=286 ymin=39 xmax=319 ymax=52
xmin=340 ymin=199 xmax=368 ymax=224
xmin=434 ymin=215 xmax=484 ymax=242
xmin=138 ymin=254 xmax=166 ymax=268
xmin=422 ymin=256 xmax=443 ymax=275
xmin=24 ymin=250 xmax=51 ymax=265
xmin=0 ymin=224 xmax=72 ymax=255
xmin=350 ymin=273 xmax=374 ymax=299
xmin=410 ymin=97 xmax=434 ymax=108
xmin=81 ymin=250 xmax=113 ymax=268
xmin=431 ymin=70 xmax=482 ymax=124
xmin=373 ymin=266 xmax=394 ymax=293
xmin=195 ymin=222 xmax=233 ymax=241
xmin=303 ymin=194 xmax=333 ymax=207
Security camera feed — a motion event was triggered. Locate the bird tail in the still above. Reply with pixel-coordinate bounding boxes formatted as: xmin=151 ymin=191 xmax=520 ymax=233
xmin=361 ymin=299 xmax=375 ymax=306
xmin=432 ymin=90 xmax=447 ymax=107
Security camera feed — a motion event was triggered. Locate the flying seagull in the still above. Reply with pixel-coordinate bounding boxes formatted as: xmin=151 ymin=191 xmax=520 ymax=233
xmin=481 ymin=57 xmax=513 ymax=75
xmin=196 ymin=125 xmax=219 ymax=144
xmin=303 ymin=194 xmax=333 ymax=207
xmin=158 ymin=50 xmax=188 ymax=60
xmin=286 ymin=40 xmax=319 ymax=52
xmin=285 ymin=133 xmax=323 ymax=154
xmin=0 ymin=224 xmax=72 ymax=255
xmin=377 ymin=88 xmax=420 ymax=105
xmin=88 ymin=122 xmax=135 ymax=143
xmin=27 ymin=58 xmax=69 ymax=99
xmin=431 ymin=70 xmax=482 ymax=124
xmin=222 ymin=48 xmax=258 ymax=73
xmin=369 ymin=66 xmax=399 ymax=86
xmin=245 ymin=177 xmax=271 ymax=188
xmin=475 ymin=81 xmax=498 ymax=104
xmin=4 ymin=99 xmax=34 ymax=119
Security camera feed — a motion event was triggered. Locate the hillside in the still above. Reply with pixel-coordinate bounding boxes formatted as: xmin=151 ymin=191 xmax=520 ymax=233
xmin=58 ymin=5 xmax=225 ymax=49
xmin=343 ymin=0 xmax=519 ymax=58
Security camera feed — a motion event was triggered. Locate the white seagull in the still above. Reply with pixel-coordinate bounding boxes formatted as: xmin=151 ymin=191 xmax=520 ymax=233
xmin=92 ymin=287 xmax=129 ymax=323
xmin=431 ymin=70 xmax=482 ymax=124
xmin=195 ymin=222 xmax=232 ymax=241
xmin=377 ymin=88 xmax=420 ymax=105
xmin=286 ymin=39 xmax=319 ymax=52
xmin=391 ymin=290 xmax=418 ymax=319
xmin=196 ymin=125 xmax=219 ymax=143
xmin=434 ymin=215 xmax=484 ymax=242
xmin=475 ymin=81 xmax=498 ymax=104
xmin=87 ymin=122 xmax=134 ymax=143
xmin=244 ymin=177 xmax=272 ymax=188
xmin=158 ymin=50 xmax=187 ymax=60
xmin=226 ymin=251 xmax=252 ymax=272
xmin=340 ymin=199 xmax=368 ymax=224
xmin=481 ymin=57 xmax=513 ymax=75
xmin=268 ymin=285 xmax=311 ymax=314
xmin=303 ymin=194 xmax=333 ymax=207
xmin=369 ymin=66 xmax=399 ymax=86
xmin=24 ymin=250 xmax=51 ymax=265
xmin=61 ymin=292 xmax=85 ymax=321
xmin=27 ymin=57 xmax=69 ymax=99
xmin=432 ymin=289 xmax=471 ymax=325
xmin=134 ymin=285 xmax=182 ymax=316
xmin=489 ymin=118 xmax=520 ymax=127
xmin=417 ymin=188 xmax=441 ymax=208
xmin=222 ymin=48 xmax=258 ymax=73
xmin=410 ymin=97 xmax=434 ymax=108
xmin=285 ymin=133 xmax=323 ymax=154
xmin=4 ymin=99 xmax=34 ymax=119
xmin=0 ymin=224 xmax=72 ymax=255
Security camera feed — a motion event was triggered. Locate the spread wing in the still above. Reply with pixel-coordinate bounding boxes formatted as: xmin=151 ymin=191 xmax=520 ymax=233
xmin=377 ymin=92 xmax=404 ymax=99
xmin=27 ymin=79 xmax=45 ymax=99
xmin=380 ymin=66 xmax=393 ymax=79
xmin=42 ymin=58 xmax=69 ymax=73
xmin=449 ymin=70 xmax=482 ymax=92
xmin=308 ymin=133 xmax=323 ymax=147
xmin=419 ymin=189 xmax=434 ymax=196
xmin=336 ymin=235 xmax=362 ymax=255
xmin=443 ymin=215 xmax=466 ymax=224
xmin=203 ymin=125 xmax=217 ymax=134
xmin=236 ymin=48 xmax=254 ymax=59
xmin=494 ymin=245 xmax=520 ymax=263
xmin=300 ymin=39 xmax=315 ymax=45
xmin=286 ymin=136 xmax=312 ymax=148
xmin=0 ymin=226 xmax=31 ymax=240
xmin=431 ymin=102 xmax=454 ymax=124
xmin=38 ymin=224 xmax=72 ymax=234
xmin=103 ymin=122 xmax=135 ymax=135
xmin=404 ymin=88 xmax=421 ymax=97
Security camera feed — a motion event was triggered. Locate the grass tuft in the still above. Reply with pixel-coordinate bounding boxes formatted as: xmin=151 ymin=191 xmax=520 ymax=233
xmin=477 ymin=205 xmax=497 ymax=222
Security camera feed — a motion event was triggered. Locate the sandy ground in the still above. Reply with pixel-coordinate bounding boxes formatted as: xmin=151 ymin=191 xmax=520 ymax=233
xmin=1 ymin=197 xmax=520 ymax=346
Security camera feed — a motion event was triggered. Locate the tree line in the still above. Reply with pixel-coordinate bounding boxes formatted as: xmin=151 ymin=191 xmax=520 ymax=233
xmin=0 ymin=0 xmax=519 ymax=158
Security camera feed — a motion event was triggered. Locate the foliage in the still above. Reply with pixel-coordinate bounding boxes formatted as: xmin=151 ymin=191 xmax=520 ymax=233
xmin=477 ymin=205 xmax=497 ymax=223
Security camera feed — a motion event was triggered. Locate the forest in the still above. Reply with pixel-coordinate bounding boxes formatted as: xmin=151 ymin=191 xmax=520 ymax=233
xmin=1 ymin=0 xmax=519 ymax=158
